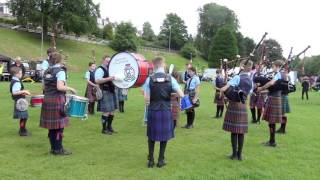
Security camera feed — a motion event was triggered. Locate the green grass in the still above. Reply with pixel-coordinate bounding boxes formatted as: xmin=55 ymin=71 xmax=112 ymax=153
xmin=0 ymin=28 xmax=208 ymax=72
xmin=0 ymin=28 xmax=320 ymax=179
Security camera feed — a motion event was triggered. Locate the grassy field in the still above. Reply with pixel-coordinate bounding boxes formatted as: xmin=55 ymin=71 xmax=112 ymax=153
xmin=0 ymin=28 xmax=320 ymax=179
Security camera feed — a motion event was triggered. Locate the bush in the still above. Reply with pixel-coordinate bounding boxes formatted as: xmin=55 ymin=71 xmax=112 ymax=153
xmin=110 ymin=22 xmax=138 ymax=52
xmin=181 ymin=42 xmax=197 ymax=59
xmin=0 ymin=18 xmax=17 ymax=25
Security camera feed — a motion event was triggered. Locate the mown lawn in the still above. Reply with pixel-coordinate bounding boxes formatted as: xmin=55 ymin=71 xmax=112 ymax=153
xmin=0 ymin=77 xmax=319 ymax=179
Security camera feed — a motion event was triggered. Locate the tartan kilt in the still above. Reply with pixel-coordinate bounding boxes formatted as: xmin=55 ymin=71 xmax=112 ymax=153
xmin=249 ymin=94 xmax=257 ymax=108
xmin=256 ymin=93 xmax=267 ymax=109
xmin=147 ymin=110 xmax=174 ymax=142
xmin=263 ymin=96 xmax=282 ymax=124
xmin=171 ymin=94 xmax=180 ymax=121
xmin=223 ymin=101 xmax=248 ymax=134
xmin=85 ymin=84 xmax=96 ymax=103
xmin=281 ymin=95 xmax=291 ymax=114
xmin=40 ymin=94 xmax=69 ymax=129
xmin=214 ymin=90 xmax=225 ymax=106
xmin=13 ymin=101 xmax=28 ymax=119
xmin=97 ymin=90 xmax=118 ymax=113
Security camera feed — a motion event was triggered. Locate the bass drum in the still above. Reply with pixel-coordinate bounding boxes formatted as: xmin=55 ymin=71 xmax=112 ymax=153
xmin=108 ymin=52 xmax=151 ymax=88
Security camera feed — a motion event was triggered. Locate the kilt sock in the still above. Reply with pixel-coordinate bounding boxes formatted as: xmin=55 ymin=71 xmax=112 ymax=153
xmin=250 ymin=108 xmax=256 ymax=122
xmin=55 ymin=128 xmax=64 ymax=150
xmin=101 ymin=115 xmax=108 ymax=130
xmin=231 ymin=133 xmax=238 ymax=157
xmin=219 ymin=105 xmax=224 ymax=117
xmin=186 ymin=112 xmax=192 ymax=126
xmin=269 ymin=124 xmax=276 ymax=143
xmin=257 ymin=108 xmax=262 ymax=122
xmin=19 ymin=119 xmax=27 ymax=130
xmin=119 ymin=101 xmax=124 ymax=112
xmin=215 ymin=105 xmax=220 ymax=117
xmin=279 ymin=116 xmax=287 ymax=132
xmin=190 ymin=110 xmax=195 ymax=126
xmin=148 ymin=139 xmax=155 ymax=159
xmin=48 ymin=130 xmax=55 ymax=151
xmin=107 ymin=115 xmax=114 ymax=131
xmin=237 ymin=134 xmax=244 ymax=158
xmin=159 ymin=141 xmax=167 ymax=161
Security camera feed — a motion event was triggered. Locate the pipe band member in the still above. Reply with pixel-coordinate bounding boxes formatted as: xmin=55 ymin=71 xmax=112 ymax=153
xmin=183 ymin=67 xmax=200 ymax=129
xmin=95 ymin=55 xmax=117 ymax=135
xmin=214 ymin=69 xmax=225 ymax=118
xmin=85 ymin=62 xmax=97 ymax=115
xmin=257 ymin=60 xmax=284 ymax=147
xmin=220 ymin=60 xmax=253 ymax=161
xmin=143 ymin=57 xmax=184 ymax=168
xmin=40 ymin=52 xmax=76 ymax=155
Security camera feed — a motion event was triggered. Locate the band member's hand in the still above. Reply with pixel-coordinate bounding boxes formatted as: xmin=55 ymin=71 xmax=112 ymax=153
xmin=68 ymin=87 xmax=77 ymax=94
xmin=192 ymin=98 xmax=197 ymax=104
xmin=257 ymin=87 xmax=262 ymax=92
xmin=22 ymin=90 xmax=31 ymax=95
xmin=219 ymin=91 xmax=223 ymax=98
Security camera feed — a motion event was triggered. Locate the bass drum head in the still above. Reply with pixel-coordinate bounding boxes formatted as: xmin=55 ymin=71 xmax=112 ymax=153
xmin=108 ymin=52 xmax=141 ymax=89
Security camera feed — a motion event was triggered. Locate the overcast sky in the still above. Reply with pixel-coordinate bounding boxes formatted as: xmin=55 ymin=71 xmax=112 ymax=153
xmin=93 ymin=0 xmax=319 ymax=57
xmin=1 ymin=0 xmax=318 ymax=56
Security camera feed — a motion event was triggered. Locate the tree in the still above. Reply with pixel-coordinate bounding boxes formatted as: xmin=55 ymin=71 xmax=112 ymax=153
xmin=208 ymin=26 xmax=238 ymax=68
xmin=9 ymin=0 xmax=100 ymax=37
xmin=256 ymin=39 xmax=283 ymax=62
xmin=243 ymin=37 xmax=256 ymax=57
xmin=158 ymin=13 xmax=188 ymax=50
xmin=181 ymin=42 xmax=197 ymax=59
xmin=102 ymin=23 xmax=114 ymax=40
xmin=110 ymin=22 xmax=138 ymax=52
xmin=197 ymin=3 xmax=239 ymax=59
xmin=142 ymin=22 xmax=155 ymax=41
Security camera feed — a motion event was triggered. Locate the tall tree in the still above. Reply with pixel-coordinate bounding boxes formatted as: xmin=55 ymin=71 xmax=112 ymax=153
xmin=142 ymin=22 xmax=155 ymax=41
xmin=102 ymin=23 xmax=114 ymax=40
xmin=110 ymin=22 xmax=138 ymax=52
xmin=9 ymin=0 xmax=100 ymax=37
xmin=158 ymin=13 xmax=188 ymax=50
xmin=196 ymin=3 xmax=239 ymax=59
xmin=208 ymin=26 xmax=238 ymax=68
xmin=256 ymin=39 xmax=283 ymax=62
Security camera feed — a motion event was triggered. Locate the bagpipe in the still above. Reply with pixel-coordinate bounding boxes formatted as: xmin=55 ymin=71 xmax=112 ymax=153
xmin=222 ymin=32 xmax=268 ymax=103
xmin=253 ymin=45 xmax=311 ymax=94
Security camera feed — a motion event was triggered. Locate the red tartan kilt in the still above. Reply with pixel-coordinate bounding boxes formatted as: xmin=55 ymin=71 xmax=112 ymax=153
xmin=263 ymin=96 xmax=282 ymax=124
xmin=85 ymin=84 xmax=96 ymax=102
xmin=249 ymin=94 xmax=257 ymax=108
xmin=171 ymin=94 xmax=180 ymax=121
xmin=214 ymin=91 xmax=225 ymax=106
xmin=223 ymin=101 xmax=248 ymax=134
xmin=40 ymin=94 xmax=69 ymax=129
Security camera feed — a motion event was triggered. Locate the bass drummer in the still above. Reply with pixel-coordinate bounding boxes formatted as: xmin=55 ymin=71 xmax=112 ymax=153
xmin=95 ymin=55 xmax=118 ymax=135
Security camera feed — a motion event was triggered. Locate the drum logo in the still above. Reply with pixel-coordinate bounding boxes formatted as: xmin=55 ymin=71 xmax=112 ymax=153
xmin=124 ymin=64 xmax=135 ymax=82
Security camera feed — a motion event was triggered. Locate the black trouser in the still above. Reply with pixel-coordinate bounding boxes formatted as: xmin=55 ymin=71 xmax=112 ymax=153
xmin=302 ymin=89 xmax=309 ymax=100
xmin=119 ymin=101 xmax=124 ymax=112
xmin=216 ymin=105 xmax=224 ymax=117
xmin=48 ymin=128 xmax=64 ymax=151
xmin=186 ymin=109 xmax=195 ymax=126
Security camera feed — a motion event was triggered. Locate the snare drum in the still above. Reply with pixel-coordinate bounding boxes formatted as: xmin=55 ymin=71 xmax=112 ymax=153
xmin=30 ymin=95 xmax=44 ymax=107
xmin=108 ymin=52 xmax=152 ymax=88
xmin=67 ymin=95 xmax=89 ymax=118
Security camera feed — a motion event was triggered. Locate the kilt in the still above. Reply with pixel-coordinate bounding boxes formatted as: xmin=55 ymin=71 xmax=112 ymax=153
xmin=147 ymin=110 xmax=174 ymax=141
xmin=223 ymin=101 xmax=248 ymax=134
xmin=249 ymin=94 xmax=257 ymax=108
xmin=256 ymin=93 xmax=267 ymax=109
xmin=84 ymin=84 xmax=96 ymax=103
xmin=281 ymin=95 xmax=291 ymax=114
xmin=214 ymin=90 xmax=225 ymax=106
xmin=263 ymin=96 xmax=282 ymax=124
xmin=13 ymin=101 xmax=28 ymax=119
xmin=97 ymin=90 xmax=118 ymax=113
xmin=40 ymin=94 xmax=69 ymax=129
xmin=171 ymin=94 xmax=180 ymax=121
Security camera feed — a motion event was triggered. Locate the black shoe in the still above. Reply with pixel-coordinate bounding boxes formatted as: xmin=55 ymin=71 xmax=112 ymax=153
xmin=182 ymin=124 xmax=189 ymax=128
xmin=263 ymin=141 xmax=277 ymax=147
xmin=229 ymin=154 xmax=237 ymax=160
xmin=109 ymin=127 xmax=117 ymax=134
xmin=157 ymin=159 xmax=166 ymax=168
xmin=237 ymin=152 xmax=243 ymax=161
xmin=147 ymin=156 xmax=154 ymax=168
xmin=52 ymin=148 xmax=72 ymax=155
xmin=19 ymin=129 xmax=30 ymax=136
xmin=276 ymin=128 xmax=285 ymax=134
xmin=101 ymin=129 xmax=112 ymax=135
